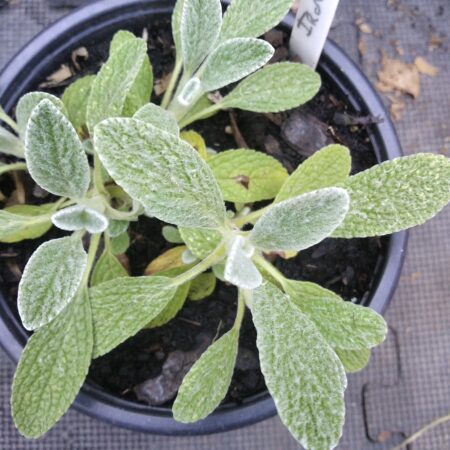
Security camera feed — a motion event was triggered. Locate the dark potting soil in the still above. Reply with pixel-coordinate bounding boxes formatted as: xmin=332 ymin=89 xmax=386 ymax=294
xmin=0 ymin=18 xmax=386 ymax=407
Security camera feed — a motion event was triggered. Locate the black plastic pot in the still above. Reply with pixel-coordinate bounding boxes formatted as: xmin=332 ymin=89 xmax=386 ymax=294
xmin=0 ymin=0 xmax=408 ymax=436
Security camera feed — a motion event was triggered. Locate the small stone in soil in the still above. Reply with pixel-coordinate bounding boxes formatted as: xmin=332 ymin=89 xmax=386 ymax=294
xmin=133 ymin=333 xmax=211 ymax=406
xmin=281 ymin=110 xmax=333 ymax=157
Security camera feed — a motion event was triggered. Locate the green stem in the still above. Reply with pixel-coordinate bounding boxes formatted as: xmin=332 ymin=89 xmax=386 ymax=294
xmin=0 ymin=162 xmax=27 ymax=176
xmin=0 ymin=107 xmax=19 ymax=134
xmin=171 ymin=242 xmax=226 ymax=287
xmin=178 ymin=102 xmax=222 ymax=129
xmin=83 ymin=233 xmax=101 ymax=285
xmin=253 ymin=254 xmax=287 ymax=287
xmin=100 ymin=196 xmax=141 ymax=221
xmin=233 ymin=291 xmax=246 ymax=331
xmin=161 ymin=58 xmax=183 ymax=109
xmin=232 ymin=205 xmax=271 ymax=228
xmin=389 ymin=413 xmax=450 ymax=450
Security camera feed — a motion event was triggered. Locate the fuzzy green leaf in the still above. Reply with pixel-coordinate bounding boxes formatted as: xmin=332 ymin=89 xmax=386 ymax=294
xmin=18 ymin=236 xmax=87 ymax=330
xmin=162 ymin=225 xmax=184 ymax=244
xmin=252 ymin=282 xmax=346 ymax=450
xmin=250 ymin=187 xmax=349 ymax=252
xmin=110 ymin=232 xmax=130 ymax=254
xmin=0 ymin=126 xmax=24 ymax=158
xmin=284 ymin=280 xmax=387 ymax=350
xmin=276 ymin=145 xmax=351 ymax=203
xmin=145 ymin=266 xmax=191 ymax=328
xmin=219 ymin=62 xmax=321 ymax=113
xmin=25 ymin=100 xmax=90 ymax=198
xmin=200 ymin=38 xmax=274 ymax=92
xmin=62 ymin=75 xmax=95 ymax=132
xmin=220 ymin=0 xmax=293 ymax=41
xmin=12 ymin=287 xmax=92 ymax=438
xmin=180 ymin=0 xmax=222 ymax=75
xmin=173 ymin=328 xmax=239 ymax=422
xmin=333 ymin=154 xmax=450 ymax=238
xmin=16 ymin=92 xmax=67 ymax=138
xmin=90 ymin=276 xmax=177 ymax=357
xmin=91 ymin=248 xmax=127 ymax=286
xmin=51 ymin=205 xmax=108 ymax=233
xmin=86 ymin=31 xmax=150 ymax=130
xmin=94 ymin=118 xmax=226 ymax=228
xmin=172 ymin=0 xmax=185 ymax=60
xmin=179 ymin=226 xmax=222 ymax=259
xmin=133 ymin=103 xmax=179 ymax=135
xmin=0 ymin=204 xmax=55 ymax=243
xmin=224 ymin=235 xmax=262 ymax=289
xmin=336 ymin=348 xmax=371 ymax=373
xmin=107 ymin=219 xmax=129 ymax=238
xmin=208 ymin=149 xmax=288 ymax=202
xmin=188 ymin=272 xmax=216 ymax=301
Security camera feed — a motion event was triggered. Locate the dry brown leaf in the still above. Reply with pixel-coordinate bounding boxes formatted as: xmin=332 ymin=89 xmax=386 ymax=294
xmin=377 ymin=51 xmax=420 ymax=98
xmin=71 ymin=47 xmax=89 ymax=70
xmin=414 ymin=56 xmax=439 ymax=77
xmin=39 ymin=64 xmax=72 ymax=88
xmin=154 ymin=72 xmax=172 ymax=96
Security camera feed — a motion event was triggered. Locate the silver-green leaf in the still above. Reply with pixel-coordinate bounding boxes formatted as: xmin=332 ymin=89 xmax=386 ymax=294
xmin=25 ymin=99 xmax=90 ymax=198
xmin=180 ymin=0 xmax=222 ymax=75
xmin=220 ymin=0 xmax=293 ymax=41
xmin=62 ymin=75 xmax=95 ymax=131
xmin=12 ymin=287 xmax=92 ymax=438
xmin=133 ymin=103 xmax=179 ymax=135
xmin=18 ymin=235 xmax=87 ymax=330
xmin=172 ymin=0 xmax=185 ymax=61
xmin=0 ymin=126 xmax=24 ymax=158
xmin=90 ymin=276 xmax=177 ymax=357
xmin=250 ymin=187 xmax=350 ymax=252
xmin=16 ymin=92 xmax=67 ymax=138
xmin=179 ymin=226 xmax=222 ymax=259
xmin=219 ymin=62 xmax=321 ymax=113
xmin=275 ymin=144 xmax=351 ymax=203
xmin=200 ymin=38 xmax=274 ymax=92
xmin=94 ymin=118 xmax=226 ymax=228
xmin=173 ymin=328 xmax=239 ymax=422
xmin=252 ymin=282 xmax=346 ymax=450
xmin=208 ymin=148 xmax=288 ymax=202
xmin=333 ymin=154 xmax=450 ymax=238
xmin=284 ymin=280 xmax=388 ymax=350
xmin=51 ymin=205 xmax=109 ymax=233
xmin=335 ymin=348 xmax=371 ymax=373
xmin=86 ymin=30 xmax=150 ymax=130
xmin=91 ymin=247 xmax=128 ymax=286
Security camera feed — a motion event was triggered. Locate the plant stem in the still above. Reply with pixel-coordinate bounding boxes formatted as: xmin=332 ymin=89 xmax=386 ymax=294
xmin=178 ymin=102 xmax=223 ymax=128
xmin=253 ymin=254 xmax=287 ymax=287
xmin=233 ymin=291 xmax=246 ymax=331
xmin=161 ymin=58 xmax=183 ymax=109
xmin=0 ymin=162 xmax=27 ymax=176
xmin=232 ymin=205 xmax=271 ymax=228
xmin=83 ymin=233 xmax=101 ymax=285
xmin=171 ymin=243 xmax=226 ymax=287
xmin=0 ymin=107 xmax=19 ymax=133
xmin=389 ymin=413 xmax=450 ymax=450
xmin=93 ymin=154 xmax=108 ymax=196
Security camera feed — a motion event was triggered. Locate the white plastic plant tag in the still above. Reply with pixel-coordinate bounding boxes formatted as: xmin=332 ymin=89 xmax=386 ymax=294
xmin=289 ymin=0 xmax=340 ymax=69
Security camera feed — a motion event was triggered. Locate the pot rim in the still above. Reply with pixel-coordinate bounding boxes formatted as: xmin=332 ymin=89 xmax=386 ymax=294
xmin=0 ymin=0 xmax=408 ymax=436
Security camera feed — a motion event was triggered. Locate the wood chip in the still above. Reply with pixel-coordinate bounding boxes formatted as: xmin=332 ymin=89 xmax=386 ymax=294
xmin=414 ymin=56 xmax=439 ymax=77
xmin=377 ymin=51 xmax=420 ymax=98
xmin=71 ymin=47 xmax=88 ymax=70
xmin=229 ymin=111 xmax=248 ymax=148
xmin=154 ymin=72 xmax=172 ymax=96
xmin=39 ymin=64 xmax=73 ymax=88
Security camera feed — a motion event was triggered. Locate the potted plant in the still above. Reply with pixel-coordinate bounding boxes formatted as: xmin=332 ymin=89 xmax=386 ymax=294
xmin=1 ymin=0 xmax=445 ymax=449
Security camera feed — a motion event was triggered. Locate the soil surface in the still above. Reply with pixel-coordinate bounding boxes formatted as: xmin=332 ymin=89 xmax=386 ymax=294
xmin=0 ymin=18 xmax=385 ymax=408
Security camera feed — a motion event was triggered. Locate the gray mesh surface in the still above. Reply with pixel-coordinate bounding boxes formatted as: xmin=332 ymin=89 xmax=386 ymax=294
xmin=1 ymin=0 xmax=450 ymax=448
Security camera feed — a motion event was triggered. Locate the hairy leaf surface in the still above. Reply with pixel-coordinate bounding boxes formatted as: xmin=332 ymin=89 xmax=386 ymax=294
xmin=180 ymin=0 xmax=222 ymax=75
xmin=90 ymin=276 xmax=177 ymax=357
xmin=18 ymin=235 xmax=87 ymax=330
xmin=16 ymin=92 xmax=67 ymax=138
xmin=179 ymin=227 xmax=222 ymax=259
xmin=220 ymin=0 xmax=293 ymax=40
xmin=200 ymin=38 xmax=274 ymax=92
xmin=94 ymin=118 xmax=226 ymax=228
xmin=220 ymin=63 xmax=321 ymax=113
xmin=91 ymin=248 xmax=128 ymax=286
xmin=133 ymin=103 xmax=179 ymax=135
xmin=188 ymin=272 xmax=216 ymax=301
xmin=250 ymin=188 xmax=350 ymax=252
xmin=0 ymin=126 xmax=24 ymax=158
xmin=284 ymin=280 xmax=387 ymax=350
xmin=12 ymin=287 xmax=92 ymax=438
xmin=62 ymin=75 xmax=95 ymax=131
xmin=25 ymin=100 xmax=90 ymax=198
xmin=51 ymin=205 xmax=108 ymax=233
xmin=276 ymin=145 xmax=351 ymax=202
xmin=333 ymin=154 xmax=450 ymax=237
xmin=173 ymin=328 xmax=238 ymax=422
xmin=336 ymin=348 xmax=371 ymax=373
xmin=208 ymin=149 xmax=288 ymax=202
xmin=252 ymin=282 xmax=346 ymax=450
